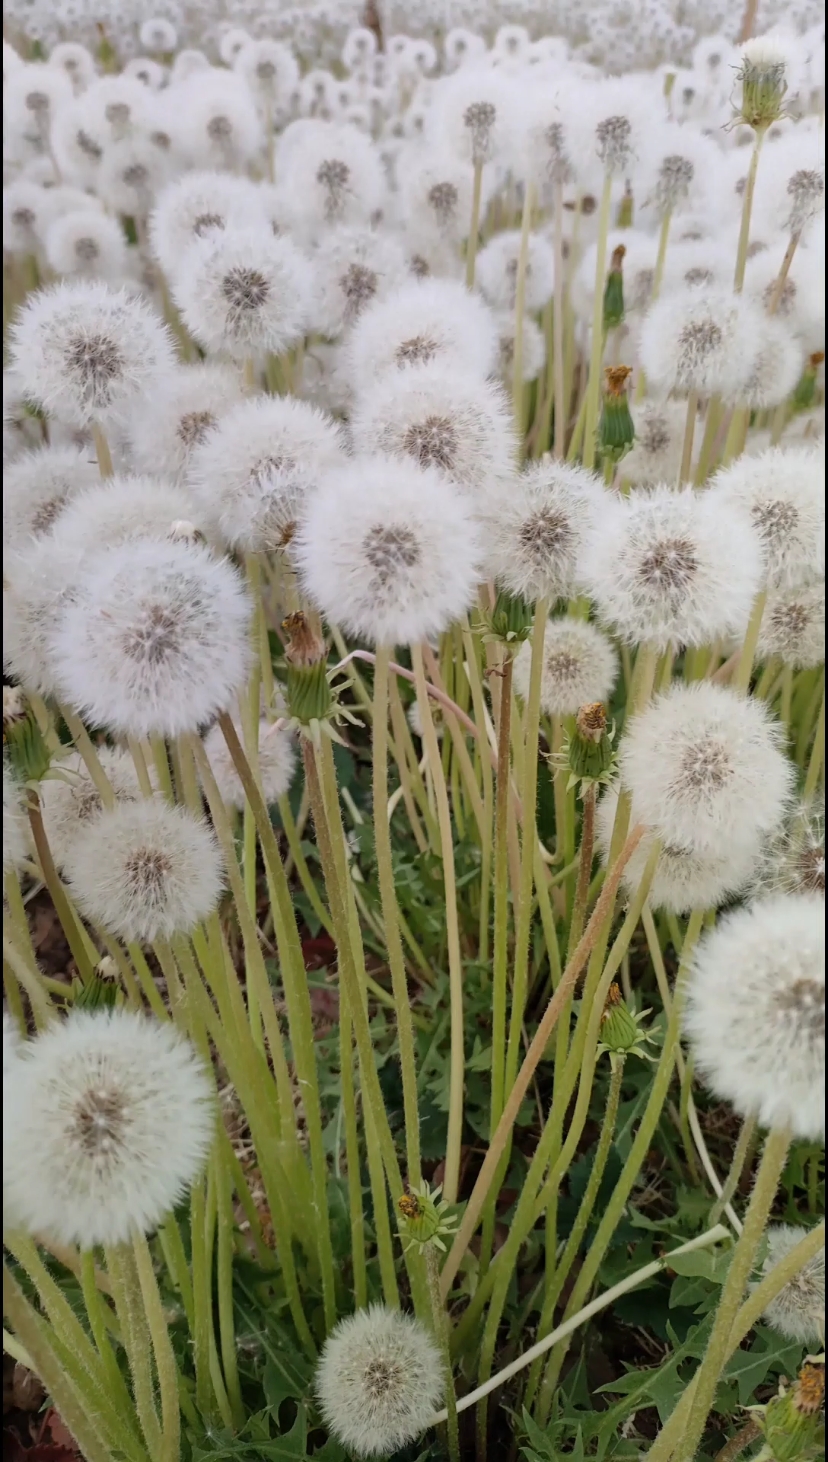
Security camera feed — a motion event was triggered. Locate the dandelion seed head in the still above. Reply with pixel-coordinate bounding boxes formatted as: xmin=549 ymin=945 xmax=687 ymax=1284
xmin=757 ymin=1224 xmax=825 ymax=1346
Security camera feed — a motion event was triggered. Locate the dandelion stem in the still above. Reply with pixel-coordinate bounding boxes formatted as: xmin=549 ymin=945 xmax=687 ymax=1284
xmin=733 ymin=126 xmax=766 ymax=294
xmin=803 ymin=681 xmax=825 ymax=801
xmin=213 ymin=1149 xmax=245 ymax=1428
xmin=709 ymin=1113 xmax=758 ymax=1226
xmin=676 ymin=389 xmax=699 ymax=485
xmin=91 ymin=421 xmax=114 ymax=478
xmin=426 ymin=1247 xmax=461 ymax=1462
xmin=732 ymin=590 xmax=767 ymax=694
xmin=512 ymin=181 xmax=535 ymax=435
xmin=766 ymin=230 xmax=800 ymax=315
xmin=105 ymin=1243 xmax=162 ymax=1457
xmin=678 ymin=1125 xmax=792 ymax=1462
xmin=465 ymin=161 xmax=484 ymax=289
xmin=582 ymin=171 xmax=614 ymax=470
xmin=26 ymin=790 xmax=96 ymax=985
xmin=132 ymin=1228 xmax=182 ymax=1462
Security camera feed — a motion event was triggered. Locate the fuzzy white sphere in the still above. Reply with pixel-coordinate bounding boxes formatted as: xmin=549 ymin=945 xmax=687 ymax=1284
xmin=3 ymin=1008 xmax=216 ymax=1247
xmin=758 ymin=580 xmax=825 ymax=669
xmin=514 ymin=617 xmax=618 ymax=718
xmin=311 ymin=225 xmax=410 ymax=339
xmin=619 ymin=681 xmax=793 ymax=856
xmin=64 ymin=797 xmax=224 ymax=944
xmin=50 ymin=538 xmax=252 ymax=740
xmin=186 ymin=394 xmax=346 ymax=554
xmin=346 ymin=277 xmax=499 ymax=391
xmin=171 ymin=226 xmax=312 ymax=362
xmin=202 ymin=717 xmax=295 ymax=811
xmin=39 ymin=747 xmax=149 ymax=872
xmin=622 ymin=400 xmax=696 ymax=490
xmin=684 ymin=894 xmax=824 ymax=1140
xmin=483 ymin=460 xmax=603 ymax=603
xmin=476 ymin=229 xmax=555 ymax=313
xmin=706 ymin=446 xmax=825 ymax=591
xmin=3 ymin=534 xmax=90 ymax=697
xmin=124 ymin=362 xmax=247 ymax=481
xmin=148 ymin=170 xmax=268 ymax=278
xmin=316 ymin=1304 xmax=444 ymax=1458
xmin=639 ymin=287 xmax=764 ymax=400
xmin=752 ymin=799 xmax=825 ymax=901
xmin=44 ymin=208 xmax=131 ymax=282
xmin=596 ymin=785 xmax=762 ymax=915
xmin=579 ymin=486 xmax=764 ymax=652
xmin=295 ymin=455 xmax=482 ymax=646
xmin=9 ymin=280 xmax=176 ymax=429
xmin=52 ymin=475 xmax=201 ymax=557
xmin=2 ymin=443 xmax=99 ymax=553
xmin=3 ymin=1011 xmax=23 ymax=1080
xmin=276 ymin=119 xmax=386 ymax=239
xmin=351 ymin=361 xmax=517 ymax=500
xmin=757 ymin=1224 xmax=825 ymax=1345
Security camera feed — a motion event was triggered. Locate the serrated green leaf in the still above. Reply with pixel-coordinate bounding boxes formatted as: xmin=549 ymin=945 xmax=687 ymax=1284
xmin=722 ymin=1326 xmax=805 ymax=1407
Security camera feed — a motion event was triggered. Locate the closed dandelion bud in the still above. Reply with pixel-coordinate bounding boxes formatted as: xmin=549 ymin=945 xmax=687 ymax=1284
xmin=793 ymin=352 xmax=824 ymax=413
xmin=486 ymin=588 xmax=533 ymax=648
xmin=737 ymin=39 xmax=789 ymax=131
xmin=397 ymin=1180 xmax=458 ymax=1254
xmin=3 ymin=700 xmax=51 ymax=786
xmin=568 ymin=702 xmax=616 ymax=787
xmin=74 ymin=959 xmax=119 ymax=1011
xmin=598 ymin=365 xmax=634 ymax=464
xmin=602 ymin=244 xmax=626 ymax=331
xmin=758 ymin=1365 xmax=826 ymax=1462
xmin=283 ymin=612 xmax=332 ymax=726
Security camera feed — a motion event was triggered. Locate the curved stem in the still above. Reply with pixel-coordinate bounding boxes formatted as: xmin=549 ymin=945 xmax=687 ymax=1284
xmin=412 ymin=643 xmax=465 ymax=1207
xmin=373 ymin=645 xmax=422 ymax=1184
xmin=582 ymin=171 xmax=614 ymax=471
xmin=132 ymin=1229 xmax=181 ymax=1462
xmin=733 ymin=127 xmax=765 ymax=293
xmin=26 ymin=791 xmax=95 ymax=984
xmin=709 ymin=1114 xmax=758 ymax=1227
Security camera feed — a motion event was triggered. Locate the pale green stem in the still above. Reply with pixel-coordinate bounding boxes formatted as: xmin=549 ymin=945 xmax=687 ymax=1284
xmin=677 ymin=1126 xmax=792 ymax=1462
xmin=189 ymin=1176 xmax=215 ymax=1418
xmin=732 ymin=590 xmax=767 ymax=694
xmin=91 ymin=421 xmax=114 ymax=477
xmin=512 ymin=181 xmax=536 ymax=433
xmin=733 ymin=127 xmax=766 ymax=292
xmin=652 ymin=207 xmax=672 ymax=300
xmin=3 ymin=934 xmax=53 ymax=1029
xmin=26 ymin=791 xmax=95 ymax=984
xmin=709 ymin=1114 xmax=759 ymax=1227
xmin=214 ymin=1148 xmax=245 ymax=1428
xmin=803 ymin=683 xmax=825 ymax=801
xmin=465 ymin=160 xmax=484 ymax=289
xmin=59 ymin=706 xmax=116 ymax=807
xmin=582 ymin=171 xmax=614 ymax=470
xmin=373 ymin=645 xmax=422 ymax=1184
xmin=412 ymin=642 xmax=465 ymax=1208
xmin=676 ymin=389 xmax=700 ymax=486
xmin=80 ymin=1249 xmax=122 ymax=1397
xmin=105 ymin=1243 xmax=162 ymax=1457
xmin=132 ymin=1229 xmax=181 ymax=1462
xmin=426 ymin=1247 xmax=461 ymax=1462
xmin=693 ymin=396 xmax=724 ymax=485
xmin=552 ymin=179 xmax=566 ymax=459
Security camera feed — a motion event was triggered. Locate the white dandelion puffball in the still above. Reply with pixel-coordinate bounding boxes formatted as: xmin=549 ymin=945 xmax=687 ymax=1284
xmin=311 ymin=226 xmax=410 ymax=339
xmin=39 ymin=747 xmax=149 ymax=872
xmin=9 ymin=281 xmax=176 ymax=429
xmin=294 ymin=455 xmax=482 ymax=647
xmin=171 ymin=226 xmax=312 ymax=363
xmin=4 ymin=534 xmax=90 ymax=698
xmin=727 ymin=314 xmax=805 ymax=413
xmin=496 ymin=313 xmax=546 ymax=386
xmin=44 ymin=208 xmax=130 ymax=282
xmin=276 ymin=119 xmax=386 ymax=239
xmin=3 ymin=1008 xmax=215 ymax=1247
xmin=316 ymin=1304 xmax=444 ymax=1458
xmin=579 ymin=486 xmax=764 ymax=652
xmin=346 ymin=277 xmax=499 ymax=390
xmin=684 ymin=894 xmax=824 ymax=1140
xmin=619 ymin=681 xmax=793 ymax=856
xmin=2 ymin=444 xmax=99 ymax=553
xmin=202 ymin=717 xmax=295 ymax=811
xmin=483 ymin=459 xmax=604 ymax=604
xmin=64 ymin=798 xmax=224 ymax=944
xmin=427 ymin=66 xmax=515 ymax=168
xmin=399 ymin=146 xmax=494 ymax=245
xmin=351 ymin=362 xmax=517 ymax=500
xmin=476 ymin=230 xmax=555 ymax=314
xmin=514 ymin=618 xmax=618 ymax=718
xmin=54 ymin=476 xmax=202 ymax=557
xmin=757 ymin=1225 xmax=825 ymax=1346
xmin=50 ymin=538 xmax=252 ymax=741
xmin=186 ymin=394 xmax=346 ymax=554
xmin=124 ymin=363 xmax=247 ymax=481
xmin=3 ymin=764 xmax=29 ymax=878
xmin=639 ymin=287 xmax=764 ymax=400
xmin=706 ymin=446 xmax=825 ymax=592
xmin=596 ymin=785 xmax=762 ymax=915
xmin=752 ymin=799 xmax=825 ymax=901
xmin=148 ymin=170 xmax=268 ymax=278
xmin=622 ymin=400 xmax=694 ymax=489
xmin=175 ymin=71 xmax=263 ymax=173
xmin=758 ymin=581 xmax=825 ymax=669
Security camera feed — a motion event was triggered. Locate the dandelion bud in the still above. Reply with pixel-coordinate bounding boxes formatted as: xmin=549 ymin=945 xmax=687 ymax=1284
xmin=484 ymin=588 xmax=533 ymax=648
xmin=568 ymin=703 xmax=616 ymax=788
xmin=792 ymin=352 xmax=825 ymax=414
xmin=758 ymin=1365 xmax=826 ymax=1462
xmin=283 ymin=611 xmax=333 ymax=726
xmin=316 ymin=1304 xmax=444 ymax=1457
xmin=74 ymin=961 xmax=119 ymax=1011
xmin=598 ymin=983 xmax=654 ymax=1067
xmin=737 ymin=38 xmax=789 ymax=131
xmin=397 ymin=1180 xmax=458 ymax=1254
xmin=602 ymin=245 xmax=626 ymax=332
xmin=756 ymin=1225 xmax=825 ymax=1345
xmin=598 ymin=364 xmax=634 ymax=464
xmin=3 ymin=700 xmax=51 ymax=786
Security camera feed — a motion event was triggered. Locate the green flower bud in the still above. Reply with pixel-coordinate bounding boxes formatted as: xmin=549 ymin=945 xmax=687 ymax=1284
xmin=397 ymin=1182 xmax=459 ymax=1255
xmin=759 ymin=1365 xmax=826 ymax=1462
xmin=73 ymin=959 xmax=120 ymax=1011
xmin=568 ymin=703 xmax=615 ymax=785
xmin=600 ymin=984 xmax=641 ymax=1054
xmin=737 ymin=42 xmax=788 ymax=130
xmin=598 ymin=365 xmax=635 ymax=464
xmin=602 ymin=244 xmax=626 ymax=331
xmin=3 ymin=695 xmax=52 ymax=786
xmin=282 ymin=612 xmax=333 ymax=726
xmin=484 ymin=588 xmax=533 ymax=647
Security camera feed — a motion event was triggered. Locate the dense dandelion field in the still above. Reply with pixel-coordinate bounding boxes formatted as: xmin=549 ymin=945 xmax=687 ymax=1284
xmin=1 ymin=2 xmax=825 ymax=1460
